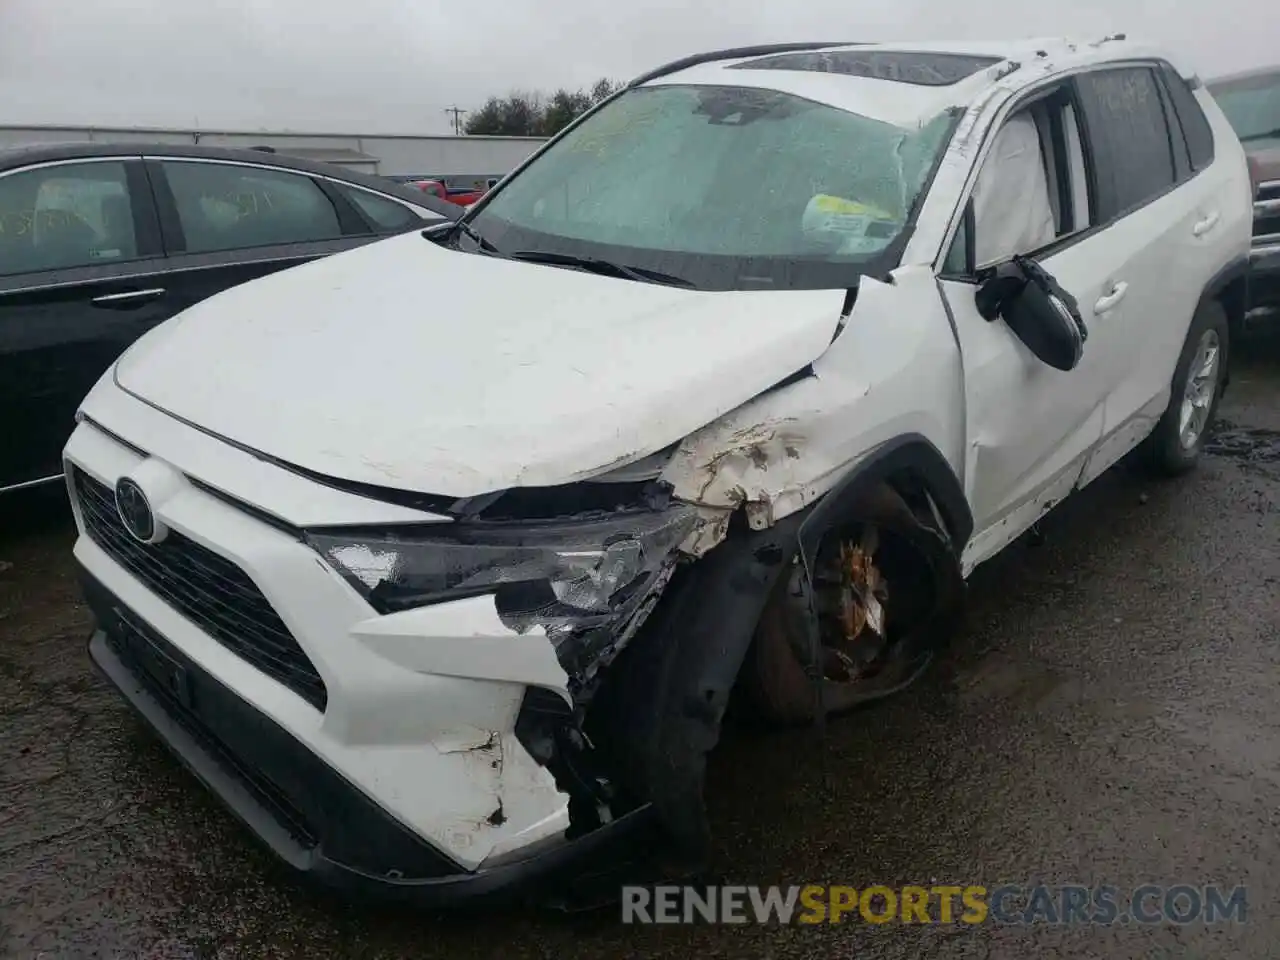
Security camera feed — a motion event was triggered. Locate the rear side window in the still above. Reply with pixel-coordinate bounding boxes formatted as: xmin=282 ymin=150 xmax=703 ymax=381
xmin=336 ymin=185 xmax=421 ymax=231
xmin=1075 ymin=67 xmax=1177 ymax=220
xmin=1161 ymin=65 xmax=1215 ymax=171
xmin=162 ymin=161 xmax=342 ymax=254
xmin=0 ymin=161 xmax=139 ymax=276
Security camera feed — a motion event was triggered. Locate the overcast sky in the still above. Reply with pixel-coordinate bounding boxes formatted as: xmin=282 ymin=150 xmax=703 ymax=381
xmin=0 ymin=0 xmax=1271 ymax=135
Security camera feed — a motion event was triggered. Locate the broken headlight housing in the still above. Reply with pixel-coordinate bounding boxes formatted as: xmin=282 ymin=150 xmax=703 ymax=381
xmin=306 ymin=505 xmax=698 ymax=671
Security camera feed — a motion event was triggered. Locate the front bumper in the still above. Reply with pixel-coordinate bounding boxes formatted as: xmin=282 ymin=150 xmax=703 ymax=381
xmin=64 ymin=382 xmax=668 ymax=905
xmin=84 ymin=568 xmax=663 ymax=907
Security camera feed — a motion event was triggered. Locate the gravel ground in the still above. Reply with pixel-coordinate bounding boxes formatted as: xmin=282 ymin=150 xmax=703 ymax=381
xmin=2 ymin=334 xmax=1278 ymax=959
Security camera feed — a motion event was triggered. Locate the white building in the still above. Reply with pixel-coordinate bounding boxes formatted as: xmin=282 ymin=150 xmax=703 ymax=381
xmin=0 ymin=124 xmax=547 ymax=187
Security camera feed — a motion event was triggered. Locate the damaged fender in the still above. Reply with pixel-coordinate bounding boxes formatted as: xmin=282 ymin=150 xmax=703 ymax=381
xmin=589 ymin=510 xmax=808 ymax=862
xmin=596 ymin=435 xmax=972 ymax=865
xmin=662 ymin=269 xmax=967 ymax=545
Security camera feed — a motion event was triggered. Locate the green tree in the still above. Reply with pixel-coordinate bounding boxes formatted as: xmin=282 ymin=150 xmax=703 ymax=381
xmin=463 ymin=91 xmax=544 ymax=136
xmin=589 ymin=78 xmax=621 ymax=104
xmin=463 ymin=79 xmax=621 ymax=137
xmin=538 ymin=89 xmax=592 ymax=136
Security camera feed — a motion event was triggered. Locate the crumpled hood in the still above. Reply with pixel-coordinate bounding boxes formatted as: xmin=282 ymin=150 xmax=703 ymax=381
xmin=116 ymin=232 xmax=843 ymax=497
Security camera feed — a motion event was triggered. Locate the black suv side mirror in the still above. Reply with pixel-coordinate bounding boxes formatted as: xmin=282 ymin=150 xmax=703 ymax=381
xmin=975 ymin=255 xmax=1088 ymax=372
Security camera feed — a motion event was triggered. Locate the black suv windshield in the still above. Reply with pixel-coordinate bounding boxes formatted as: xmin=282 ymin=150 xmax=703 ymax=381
xmin=469 ymin=84 xmax=957 ymax=291
xmin=1210 ymin=69 xmax=1280 ymax=145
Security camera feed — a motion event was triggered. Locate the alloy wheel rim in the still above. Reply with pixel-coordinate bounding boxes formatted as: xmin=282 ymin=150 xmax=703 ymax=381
xmin=1178 ymin=329 xmax=1221 ymax=450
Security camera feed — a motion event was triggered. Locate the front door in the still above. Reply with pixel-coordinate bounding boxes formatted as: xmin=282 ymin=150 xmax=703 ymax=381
xmin=935 ymin=86 xmax=1121 ymax=568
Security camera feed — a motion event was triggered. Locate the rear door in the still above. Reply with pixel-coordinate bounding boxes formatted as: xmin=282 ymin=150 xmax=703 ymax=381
xmin=1069 ymin=64 xmax=1210 ymax=481
xmin=144 ymin=157 xmax=385 ymax=316
xmin=0 ymin=156 xmax=172 ymax=490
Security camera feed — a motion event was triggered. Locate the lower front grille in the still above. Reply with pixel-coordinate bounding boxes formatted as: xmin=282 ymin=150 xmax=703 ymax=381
xmin=107 ymin=606 xmax=320 ymax=848
xmin=73 ymin=466 xmax=328 ymax=710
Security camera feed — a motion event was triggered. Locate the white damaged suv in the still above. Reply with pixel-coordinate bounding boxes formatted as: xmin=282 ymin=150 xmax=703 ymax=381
xmin=66 ymin=38 xmax=1252 ymax=904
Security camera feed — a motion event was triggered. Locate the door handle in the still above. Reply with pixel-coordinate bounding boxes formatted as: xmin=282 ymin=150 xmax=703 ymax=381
xmin=91 ymin=288 xmax=166 ymax=308
xmin=1192 ymin=211 xmax=1220 ymax=237
xmin=1093 ymin=281 xmax=1128 ymax=314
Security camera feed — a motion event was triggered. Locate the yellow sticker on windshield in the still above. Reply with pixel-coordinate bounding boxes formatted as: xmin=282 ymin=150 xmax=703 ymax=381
xmin=810 ymin=194 xmax=895 ymax=220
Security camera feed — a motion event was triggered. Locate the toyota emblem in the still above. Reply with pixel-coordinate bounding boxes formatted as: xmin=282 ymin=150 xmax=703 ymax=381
xmin=114 ymin=477 xmax=156 ymax=543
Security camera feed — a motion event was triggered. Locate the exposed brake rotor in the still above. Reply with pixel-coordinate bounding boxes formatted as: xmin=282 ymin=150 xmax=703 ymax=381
xmin=812 ymin=525 xmax=892 ymax=683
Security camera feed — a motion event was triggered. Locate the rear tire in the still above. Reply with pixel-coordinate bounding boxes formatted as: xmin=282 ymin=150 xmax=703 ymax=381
xmin=1138 ymin=300 xmax=1229 ymax=477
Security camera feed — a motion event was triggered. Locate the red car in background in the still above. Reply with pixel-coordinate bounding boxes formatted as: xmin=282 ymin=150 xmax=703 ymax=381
xmin=408 ymin=179 xmax=486 ymax=206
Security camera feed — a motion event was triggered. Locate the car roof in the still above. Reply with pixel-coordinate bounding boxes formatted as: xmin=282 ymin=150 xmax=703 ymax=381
xmin=640 ymin=37 xmax=1193 ymax=129
xmin=0 ymin=141 xmax=461 ymax=219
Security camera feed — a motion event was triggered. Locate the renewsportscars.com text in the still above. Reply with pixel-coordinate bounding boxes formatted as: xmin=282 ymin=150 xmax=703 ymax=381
xmin=621 ymin=884 xmax=1248 ymax=925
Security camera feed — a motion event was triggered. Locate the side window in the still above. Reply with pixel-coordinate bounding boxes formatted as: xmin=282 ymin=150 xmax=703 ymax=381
xmin=162 ymin=161 xmax=342 ymax=254
xmin=336 ymin=185 xmax=421 ymax=232
xmin=941 ymin=205 xmax=972 ymax=276
xmin=0 ymin=161 xmax=139 ymax=277
xmin=1160 ymin=64 xmax=1215 ymax=172
xmin=1075 ymin=67 xmax=1177 ymax=221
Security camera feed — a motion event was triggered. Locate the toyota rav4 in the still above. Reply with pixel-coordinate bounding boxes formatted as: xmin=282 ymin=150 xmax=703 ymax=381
xmin=65 ymin=38 xmax=1253 ymax=905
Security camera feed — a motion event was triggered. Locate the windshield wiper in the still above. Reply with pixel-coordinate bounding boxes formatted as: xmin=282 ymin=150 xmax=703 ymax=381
xmin=452 ymin=219 xmax=503 ymax=255
xmin=1241 ymin=127 xmax=1280 ymax=143
xmin=508 ymin=250 xmax=693 ymax=287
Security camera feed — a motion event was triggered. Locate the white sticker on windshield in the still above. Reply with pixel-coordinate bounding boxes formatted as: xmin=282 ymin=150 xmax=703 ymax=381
xmin=801 ymin=194 xmax=900 ymax=248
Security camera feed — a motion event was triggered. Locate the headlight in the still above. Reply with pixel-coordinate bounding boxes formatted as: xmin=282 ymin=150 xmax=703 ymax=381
xmin=306 ymin=505 xmax=697 ymax=641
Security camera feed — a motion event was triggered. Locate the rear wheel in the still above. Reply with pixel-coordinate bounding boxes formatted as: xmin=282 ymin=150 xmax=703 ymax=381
xmin=1139 ymin=301 xmax=1229 ymax=476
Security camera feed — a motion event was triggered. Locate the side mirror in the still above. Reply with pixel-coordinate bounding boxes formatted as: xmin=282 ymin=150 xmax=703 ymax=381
xmin=975 ymin=256 xmax=1088 ymax=372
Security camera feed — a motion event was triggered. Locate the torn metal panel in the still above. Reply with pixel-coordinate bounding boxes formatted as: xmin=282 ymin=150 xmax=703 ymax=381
xmin=663 ymin=270 xmax=966 ymax=543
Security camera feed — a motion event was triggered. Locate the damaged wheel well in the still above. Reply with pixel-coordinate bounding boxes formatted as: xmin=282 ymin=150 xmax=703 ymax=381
xmin=565 ymin=434 xmax=970 ymax=866
xmin=798 ymin=434 xmax=974 ymax=556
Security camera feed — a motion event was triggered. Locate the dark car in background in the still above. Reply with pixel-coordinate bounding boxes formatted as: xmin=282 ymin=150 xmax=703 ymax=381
xmin=0 ymin=143 xmax=461 ymax=494
xmin=1209 ymin=65 xmax=1280 ymax=317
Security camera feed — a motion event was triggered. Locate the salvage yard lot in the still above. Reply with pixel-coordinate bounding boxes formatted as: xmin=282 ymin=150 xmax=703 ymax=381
xmin=2 ymin=336 xmax=1279 ymax=959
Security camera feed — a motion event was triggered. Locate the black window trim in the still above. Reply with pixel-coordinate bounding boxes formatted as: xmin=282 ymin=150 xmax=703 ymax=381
xmin=1045 ymin=99 xmax=1074 ymax=235
xmin=1157 ymin=61 xmax=1215 ymax=174
xmin=145 ymin=156 xmax=352 ymax=256
xmin=1155 ymin=71 xmax=1192 ymax=181
xmin=0 ymin=251 xmax=317 ymax=296
xmin=937 ymin=59 xmax=1195 ymax=283
xmin=123 ymin=159 xmax=165 ymax=259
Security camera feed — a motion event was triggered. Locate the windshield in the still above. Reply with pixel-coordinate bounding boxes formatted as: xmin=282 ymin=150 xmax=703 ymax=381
xmin=469 ymin=84 xmax=958 ymax=290
xmin=1210 ymin=70 xmax=1280 ymax=145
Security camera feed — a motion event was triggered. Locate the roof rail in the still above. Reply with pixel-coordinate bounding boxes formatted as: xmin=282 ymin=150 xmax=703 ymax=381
xmin=628 ymin=41 xmax=864 ymax=88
